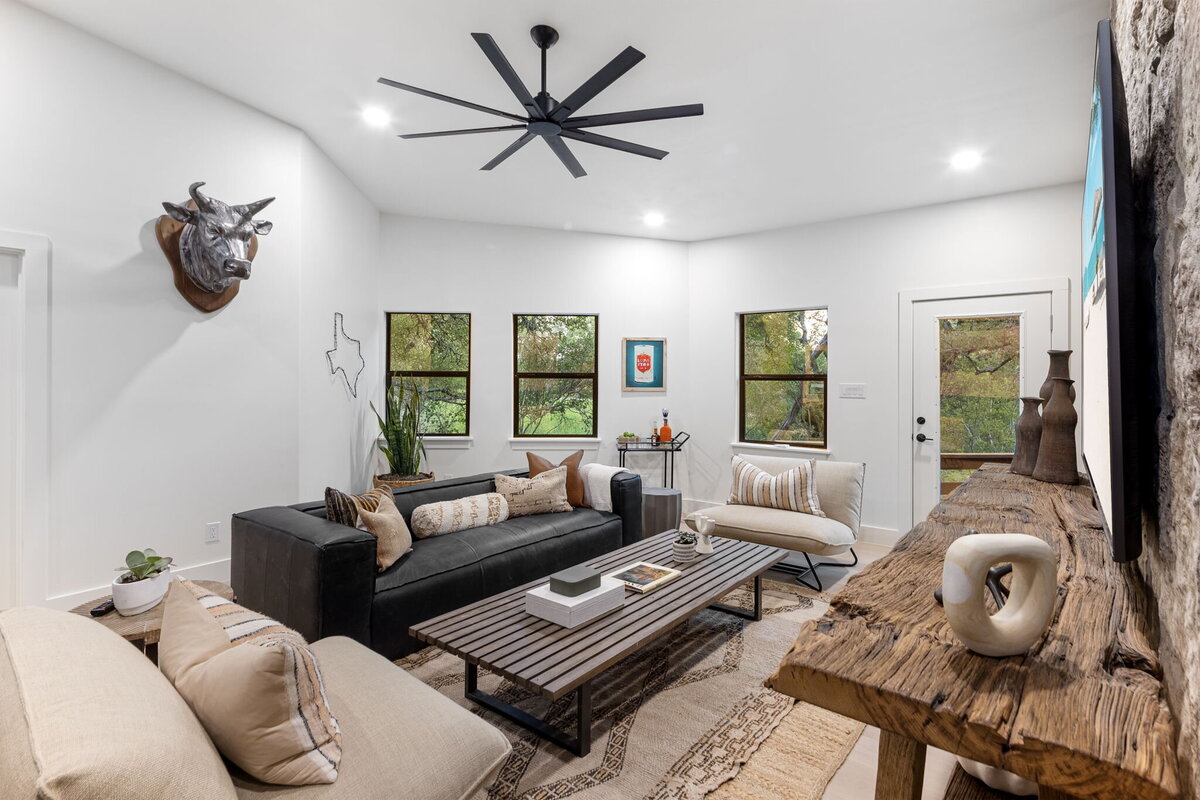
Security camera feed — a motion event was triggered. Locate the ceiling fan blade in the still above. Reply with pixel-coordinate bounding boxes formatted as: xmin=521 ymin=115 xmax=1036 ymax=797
xmin=562 ymin=103 xmax=704 ymax=129
xmin=377 ymin=77 xmax=528 ymax=123
xmin=558 ymin=129 xmax=668 ymax=160
xmin=471 ymin=33 xmax=543 ymax=120
xmin=549 ymin=46 xmax=645 ymax=123
xmin=481 ymin=132 xmax=538 ymax=171
xmin=400 ymin=124 xmax=527 ymax=139
xmin=544 ymin=135 xmax=587 ymax=178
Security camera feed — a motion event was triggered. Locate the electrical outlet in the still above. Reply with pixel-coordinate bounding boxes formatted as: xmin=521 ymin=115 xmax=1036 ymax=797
xmin=205 ymin=522 xmax=221 ymax=544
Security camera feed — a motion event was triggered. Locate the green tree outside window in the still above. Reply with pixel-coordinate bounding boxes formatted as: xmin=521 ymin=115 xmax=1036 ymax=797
xmin=740 ymin=309 xmax=829 ymax=448
xmin=514 ymin=314 xmax=598 ymax=437
xmin=386 ymin=312 xmax=471 ymax=435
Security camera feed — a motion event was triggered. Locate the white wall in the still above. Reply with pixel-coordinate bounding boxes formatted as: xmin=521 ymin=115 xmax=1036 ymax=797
xmin=686 ymin=183 xmax=1083 ymax=539
xmin=0 ymin=0 xmax=379 ymax=607
xmin=377 ymin=216 xmax=690 ymax=488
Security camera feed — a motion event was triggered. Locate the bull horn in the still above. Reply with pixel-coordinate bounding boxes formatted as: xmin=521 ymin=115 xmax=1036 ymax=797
xmin=237 ymin=196 xmax=275 ymax=220
xmin=188 ymin=181 xmax=217 ymax=214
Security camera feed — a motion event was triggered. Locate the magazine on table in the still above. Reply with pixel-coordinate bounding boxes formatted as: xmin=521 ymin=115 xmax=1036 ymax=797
xmin=605 ymin=562 xmax=681 ymax=594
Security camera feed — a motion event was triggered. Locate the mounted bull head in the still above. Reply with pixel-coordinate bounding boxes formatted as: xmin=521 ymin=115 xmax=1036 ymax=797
xmin=161 ymin=182 xmax=274 ymax=294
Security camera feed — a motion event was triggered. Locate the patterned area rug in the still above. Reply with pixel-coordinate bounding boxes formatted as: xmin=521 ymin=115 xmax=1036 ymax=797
xmin=397 ymin=578 xmax=864 ymax=800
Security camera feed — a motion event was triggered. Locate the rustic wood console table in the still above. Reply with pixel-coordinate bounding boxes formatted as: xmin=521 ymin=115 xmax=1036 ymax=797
xmin=767 ymin=465 xmax=1180 ymax=800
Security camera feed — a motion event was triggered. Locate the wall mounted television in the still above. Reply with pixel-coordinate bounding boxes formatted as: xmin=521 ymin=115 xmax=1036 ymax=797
xmin=1080 ymin=19 xmax=1147 ymax=562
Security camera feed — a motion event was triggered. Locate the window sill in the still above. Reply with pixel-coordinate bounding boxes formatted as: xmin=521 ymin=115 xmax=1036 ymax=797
xmin=731 ymin=441 xmax=832 ymax=456
xmin=508 ymin=438 xmax=602 ymax=451
xmin=422 ymin=436 xmax=473 ymax=451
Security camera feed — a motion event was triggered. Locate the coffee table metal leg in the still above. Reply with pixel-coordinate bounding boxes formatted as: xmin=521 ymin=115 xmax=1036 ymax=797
xmin=708 ymin=574 xmax=764 ymax=621
xmin=464 ymin=662 xmax=593 ymax=757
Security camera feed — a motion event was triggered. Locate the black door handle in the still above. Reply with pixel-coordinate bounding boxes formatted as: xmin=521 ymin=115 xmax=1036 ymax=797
xmin=915 ymin=433 xmax=934 ymax=443
xmin=916 ymin=416 xmax=926 ymax=425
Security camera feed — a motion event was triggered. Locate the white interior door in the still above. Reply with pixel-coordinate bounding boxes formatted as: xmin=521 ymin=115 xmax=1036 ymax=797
xmin=910 ymin=293 xmax=1053 ymax=525
xmin=0 ymin=251 xmax=21 ymax=607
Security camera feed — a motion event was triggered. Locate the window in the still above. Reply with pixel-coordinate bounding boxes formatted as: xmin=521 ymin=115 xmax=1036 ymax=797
xmin=739 ymin=309 xmax=829 ymax=448
xmin=513 ymin=314 xmax=598 ymax=437
xmin=386 ymin=312 xmax=471 ymax=435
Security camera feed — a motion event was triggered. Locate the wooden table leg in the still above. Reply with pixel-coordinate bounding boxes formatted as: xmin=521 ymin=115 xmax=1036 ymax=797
xmin=876 ymin=729 xmax=925 ymax=800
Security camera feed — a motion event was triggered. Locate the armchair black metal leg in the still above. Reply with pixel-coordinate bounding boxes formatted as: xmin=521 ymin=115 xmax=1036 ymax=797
xmin=773 ymin=548 xmax=859 ymax=593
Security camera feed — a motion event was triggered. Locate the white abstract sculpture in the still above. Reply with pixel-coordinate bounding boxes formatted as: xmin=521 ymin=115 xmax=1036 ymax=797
xmin=941 ymin=533 xmax=1057 ymax=658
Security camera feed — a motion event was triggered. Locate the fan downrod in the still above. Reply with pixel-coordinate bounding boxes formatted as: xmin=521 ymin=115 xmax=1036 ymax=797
xmin=530 ymin=25 xmax=559 ymax=50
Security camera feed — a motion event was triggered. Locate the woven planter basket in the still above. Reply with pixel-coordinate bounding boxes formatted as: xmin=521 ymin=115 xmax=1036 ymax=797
xmin=374 ymin=472 xmax=436 ymax=490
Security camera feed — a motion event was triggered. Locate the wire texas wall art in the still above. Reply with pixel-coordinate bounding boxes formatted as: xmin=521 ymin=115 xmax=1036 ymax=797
xmin=326 ymin=312 xmax=366 ymax=398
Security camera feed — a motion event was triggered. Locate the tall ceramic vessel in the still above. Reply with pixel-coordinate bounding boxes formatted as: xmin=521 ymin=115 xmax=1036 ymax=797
xmin=1010 ymin=397 xmax=1044 ymax=475
xmin=1032 ymin=377 xmax=1078 ymax=485
xmin=1039 ymin=350 xmax=1075 ymax=407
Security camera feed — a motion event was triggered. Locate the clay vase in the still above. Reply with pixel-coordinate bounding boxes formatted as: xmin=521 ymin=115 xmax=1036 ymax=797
xmin=1039 ymin=350 xmax=1075 ymax=408
xmin=1032 ymin=377 xmax=1079 ymax=485
xmin=1010 ymin=397 xmax=1044 ymax=476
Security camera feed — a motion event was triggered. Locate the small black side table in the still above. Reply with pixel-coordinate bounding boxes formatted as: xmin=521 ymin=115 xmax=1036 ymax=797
xmin=616 ymin=432 xmax=689 ymax=488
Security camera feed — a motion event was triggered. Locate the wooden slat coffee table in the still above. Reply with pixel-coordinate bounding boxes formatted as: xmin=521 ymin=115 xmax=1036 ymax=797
xmin=410 ymin=531 xmax=785 ymax=757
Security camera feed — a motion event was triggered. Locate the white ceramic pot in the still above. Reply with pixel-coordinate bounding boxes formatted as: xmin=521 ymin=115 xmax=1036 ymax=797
xmin=672 ymin=542 xmax=697 ymax=563
xmin=942 ymin=533 xmax=1057 ymax=657
xmin=111 ymin=568 xmax=174 ymax=616
xmin=694 ymin=515 xmax=716 ymax=555
xmin=956 ymin=757 xmax=1038 ymax=796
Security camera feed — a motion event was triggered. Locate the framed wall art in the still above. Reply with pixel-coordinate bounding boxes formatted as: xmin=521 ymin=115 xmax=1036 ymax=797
xmin=622 ymin=337 xmax=667 ymax=391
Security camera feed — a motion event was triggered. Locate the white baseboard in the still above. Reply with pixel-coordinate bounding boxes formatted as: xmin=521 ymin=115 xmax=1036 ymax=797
xmin=684 ymin=498 xmax=900 ymax=550
xmin=42 ymin=558 xmax=232 ymax=611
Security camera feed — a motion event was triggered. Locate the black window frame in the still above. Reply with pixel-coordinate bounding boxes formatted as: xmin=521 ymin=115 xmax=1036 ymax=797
xmin=738 ymin=308 xmax=829 ymax=449
xmin=385 ymin=311 xmax=472 ymax=437
xmin=512 ymin=313 xmax=599 ymax=438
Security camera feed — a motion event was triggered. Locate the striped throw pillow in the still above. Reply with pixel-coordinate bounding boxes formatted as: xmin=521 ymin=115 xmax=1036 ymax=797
xmin=728 ymin=455 xmax=826 ymax=517
xmin=159 ymin=581 xmax=342 ymax=786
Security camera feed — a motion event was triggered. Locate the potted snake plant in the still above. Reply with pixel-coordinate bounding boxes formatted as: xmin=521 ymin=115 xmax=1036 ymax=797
xmin=111 ymin=548 xmax=174 ymax=616
xmin=371 ymin=378 xmax=434 ymax=490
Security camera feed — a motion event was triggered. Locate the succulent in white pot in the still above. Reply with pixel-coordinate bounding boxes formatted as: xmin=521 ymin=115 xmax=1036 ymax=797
xmin=111 ymin=548 xmax=174 ymax=616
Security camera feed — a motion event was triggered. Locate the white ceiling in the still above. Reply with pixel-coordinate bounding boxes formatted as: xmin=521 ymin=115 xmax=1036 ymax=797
xmin=22 ymin=0 xmax=1108 ymax=241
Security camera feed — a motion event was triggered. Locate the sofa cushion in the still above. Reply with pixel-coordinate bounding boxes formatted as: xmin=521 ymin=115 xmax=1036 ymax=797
xmin=703 ymin=503 xmax=855 ymax=556
xmin=232 ymin=636 xmax=510 ymax=800
xmin=494 ymin=468 xmax=572 ymax=518
xmin=527 ymin=449 xmax=588 ymax=506
xmin=729 ymin=455 xmax=825 ymax=516
xmin=159 ymin=581 xmax=342 ymax=786
xmin=411 ymin=493 xmax=508 ymax=538
xmin=356 ymin=491 xmax=414 ymax=570
xmin=0 ymin=606 xmax=237 ymax=800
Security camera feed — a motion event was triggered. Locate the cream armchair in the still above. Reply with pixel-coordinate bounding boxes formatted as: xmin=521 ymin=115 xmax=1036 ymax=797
xmin=690 ymin=455 xmax=866 ymax=591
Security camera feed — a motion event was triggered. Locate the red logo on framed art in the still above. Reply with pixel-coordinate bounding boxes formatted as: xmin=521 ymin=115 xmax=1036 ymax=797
xmin=636 ymin=351 xmax=652 ymax=374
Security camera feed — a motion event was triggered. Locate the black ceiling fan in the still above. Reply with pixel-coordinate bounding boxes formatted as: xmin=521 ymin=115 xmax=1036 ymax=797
xmin=377 ymin=25 xmax=704 ymax=178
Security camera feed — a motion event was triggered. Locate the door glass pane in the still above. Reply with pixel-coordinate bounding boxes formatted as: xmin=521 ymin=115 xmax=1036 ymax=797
xmin=939 ymin=316 xmax=1020 ymax=496
xmin=516 ymin=378 xmax=595 ymax=436
xmin=743 ymin=379 xmax=826 ymax=446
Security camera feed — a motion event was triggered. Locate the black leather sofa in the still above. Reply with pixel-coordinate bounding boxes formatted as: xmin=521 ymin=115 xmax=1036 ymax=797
xmin=231 ymin=469 xmax=643 ymax=659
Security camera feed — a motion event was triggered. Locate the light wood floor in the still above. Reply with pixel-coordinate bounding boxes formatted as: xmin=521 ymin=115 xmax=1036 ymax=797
xmin=765 ymin=542 xmax=958 ymax=800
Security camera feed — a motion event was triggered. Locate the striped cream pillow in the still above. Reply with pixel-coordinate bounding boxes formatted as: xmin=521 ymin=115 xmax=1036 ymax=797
xmin=159 ymin=581 xmax=342 ymax=786
xmin=411 ymin=492 xmax=509 ymax=537
xmin=728 ymin=455 xmax=826 ymax=517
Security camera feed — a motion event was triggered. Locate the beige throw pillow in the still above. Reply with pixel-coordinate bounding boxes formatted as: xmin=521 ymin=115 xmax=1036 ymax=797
xmin=729 ymin=455 xmax=826 ymax=517
xmin=355 ymin=490 xmax=414 ymax=570
xmin=159 ymin=581 xmax=342 ymax=786
xmin=494 ymin=467 xmax=572 ymax=518
xmin=411 ymin=493 xmax=509 ymax=537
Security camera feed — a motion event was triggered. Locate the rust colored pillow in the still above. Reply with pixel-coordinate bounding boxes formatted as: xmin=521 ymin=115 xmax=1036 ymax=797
xmin=527 ymin=450 xmax=588 ymax=507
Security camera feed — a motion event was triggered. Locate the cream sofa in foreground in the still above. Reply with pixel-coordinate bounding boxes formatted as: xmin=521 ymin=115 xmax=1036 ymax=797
xmin=0 ymin=606 xmax=510 ymax=800
xmin=694 ymin=455 xmax=866 ymax=591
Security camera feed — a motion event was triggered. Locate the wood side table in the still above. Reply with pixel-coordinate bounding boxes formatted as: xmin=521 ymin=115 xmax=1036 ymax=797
xmin=70 ymin=579 xmax=234 ymax=662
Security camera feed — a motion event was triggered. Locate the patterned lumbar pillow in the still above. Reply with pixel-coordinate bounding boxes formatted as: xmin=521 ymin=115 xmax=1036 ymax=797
xmin=325 ymin=487 xmax=412 ymax=570
xmin=411 ymin=493 xmax=509 ymax=538
xmin=527 ymin=449 xmax=588 ymax=507
xmin=494 ymin=466 xmax=572 ymax=518
xmin=728 ymin=455 xmax=826 ymax=517
xmin=158 ymin=581 xmax=342 ymax=786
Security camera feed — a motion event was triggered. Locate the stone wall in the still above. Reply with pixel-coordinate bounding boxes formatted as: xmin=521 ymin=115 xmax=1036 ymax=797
xmin=1110 ymin=0 xmax=1199 ymax=793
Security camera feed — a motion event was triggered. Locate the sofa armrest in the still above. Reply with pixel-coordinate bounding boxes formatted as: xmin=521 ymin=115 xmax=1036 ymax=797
xmin=611 ymin=472 xmax=643 ymax=546
xmin=231 ymin=507 xmax=376 ymax=646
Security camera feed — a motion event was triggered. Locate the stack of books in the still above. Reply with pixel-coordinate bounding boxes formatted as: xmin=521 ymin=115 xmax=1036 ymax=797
xmin=525 ymin=577 xmax=625 ymax=628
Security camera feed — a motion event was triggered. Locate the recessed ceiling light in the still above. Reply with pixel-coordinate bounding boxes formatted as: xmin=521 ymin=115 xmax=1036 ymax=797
xmin=643 ymin=211 xmax=666 ymax=228
xmin=362 ymin=106 xmax=391 ymax=128
xmin=950 ymin=149 xmax=983 ymax=171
